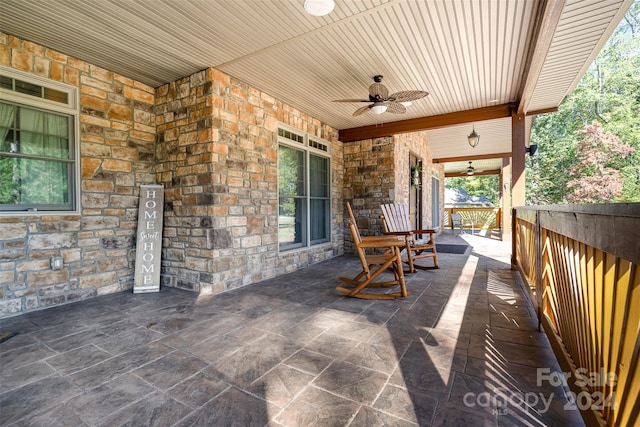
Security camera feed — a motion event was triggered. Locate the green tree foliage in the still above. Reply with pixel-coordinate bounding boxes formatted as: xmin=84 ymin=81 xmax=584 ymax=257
xmin=527 ymin=0 xmax=640 ymax=204
xmin=446 ymin=175 xmax=500 ymax=206
xmin=278 ymin=146 xmax=303 ymax=216
xmin=0 ymin=158 xmax=18 ymax=204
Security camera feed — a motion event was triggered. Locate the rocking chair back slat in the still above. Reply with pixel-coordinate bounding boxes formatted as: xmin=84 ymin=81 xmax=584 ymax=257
xmin=382 ymin=203 xmax=413 ymax=233
xmin=380 ymin=203 xmax=440 ymax=272
xmin=346 ymin=202 xmax=363 ymax=245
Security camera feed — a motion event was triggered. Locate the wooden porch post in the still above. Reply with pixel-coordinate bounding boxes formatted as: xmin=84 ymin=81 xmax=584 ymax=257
xmin=511 ymin=112 xmax=526 ymax=209
xmin=500 ymin=158 xmax=511 ymax=242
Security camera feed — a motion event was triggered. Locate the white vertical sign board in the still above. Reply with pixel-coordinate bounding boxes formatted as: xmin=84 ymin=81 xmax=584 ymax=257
xmin=134 ymin=184 xmax=164 ymax=293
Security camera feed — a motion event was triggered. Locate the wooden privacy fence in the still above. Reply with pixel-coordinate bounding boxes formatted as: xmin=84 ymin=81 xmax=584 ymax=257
xmin=444 ymin=207 xmax=501 ymax=231
xmin=513 ymin=204 xmax=640 ymax=427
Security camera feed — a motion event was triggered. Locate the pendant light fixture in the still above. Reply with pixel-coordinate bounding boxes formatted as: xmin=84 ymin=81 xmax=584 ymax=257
xmin=468 ymin=125 xmax=480 ymax=148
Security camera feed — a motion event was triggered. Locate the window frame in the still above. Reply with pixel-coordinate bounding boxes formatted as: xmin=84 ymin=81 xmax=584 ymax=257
xmin=277 ymin=124 xmax=331 ymax=253
xmin=431 ymin=175 xmax=441 ymax=228
xmin=0 ymin=66 xmax=80 ymax=215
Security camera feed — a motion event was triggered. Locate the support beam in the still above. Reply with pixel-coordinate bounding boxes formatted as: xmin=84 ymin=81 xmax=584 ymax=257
xmin=338 ymin=104 xmax=515 ymax=142
xmin=527 ymin=107 xmax=559 ymax=116
xmin=444 ymin=169 xmax=501 ymax=178
xmin=511 ymin=113 xmax=526 ymax=208
xmin=434 ymin=153 xmax=512 ymax=163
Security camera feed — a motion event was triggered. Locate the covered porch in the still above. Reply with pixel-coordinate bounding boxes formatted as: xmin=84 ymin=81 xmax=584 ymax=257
xmin=0 ymin=232 xmax=585 ymax=426
xmin=0 ymin=1 xmax=637 ymax=426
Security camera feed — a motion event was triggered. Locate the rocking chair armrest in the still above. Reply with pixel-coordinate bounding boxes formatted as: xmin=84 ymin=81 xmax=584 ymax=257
xmin=361 ymin=235 xmax=402 ymax=242
xmin=358 ymin=239 xmax=405 ymax=249
xmin=382 ymin=231 xmax=414 ymax=236
xmin=413 ymin=228 xmax=437 ymax=234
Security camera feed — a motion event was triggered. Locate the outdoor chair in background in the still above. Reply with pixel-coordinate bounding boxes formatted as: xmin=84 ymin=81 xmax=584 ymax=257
xmin=380 ymin=203 xmax=439 ymax=273
xmin=451 ymin=213 xmax=464 ymax=235
xmin=337 ymin=203 xmax=409 ymax=299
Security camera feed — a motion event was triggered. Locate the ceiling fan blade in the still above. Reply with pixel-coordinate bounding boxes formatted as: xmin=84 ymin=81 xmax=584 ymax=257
xmin=389 ymin=90 xmax=429 ymax=102
xmin=353 ymin=105 xmax=372 ymax=116
xmin=332 ymin=98 xmax=370 ymax=102
xmin=461 ymin=161 xmax=475 ymax=175
xmin=385 ymin=102 xmax=407 ymax=114
xmin=369 ymin=82 xmax=389 ymax=99
xmin=339 ymin=77 xmax=426 ymax=116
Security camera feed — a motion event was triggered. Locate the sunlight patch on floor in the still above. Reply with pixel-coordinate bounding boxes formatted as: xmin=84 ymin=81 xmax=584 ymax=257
xmin=429 ymin=254 xmax=479 ymax=384
xmin=487 ymin=271 xmax=518 ymax=304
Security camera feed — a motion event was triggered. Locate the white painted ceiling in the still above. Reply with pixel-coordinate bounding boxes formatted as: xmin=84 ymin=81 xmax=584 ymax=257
xmin=444 ymin=158 xmax=504 ymax=176
xmin=0 ymin=0 xmax=632 ymax=170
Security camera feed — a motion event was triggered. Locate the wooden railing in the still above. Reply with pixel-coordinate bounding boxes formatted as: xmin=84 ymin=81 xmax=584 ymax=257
xmin=443 ymin=207 xmax=501 ymax=231
xmin=513 ymin=204 xmax=640 ymax=427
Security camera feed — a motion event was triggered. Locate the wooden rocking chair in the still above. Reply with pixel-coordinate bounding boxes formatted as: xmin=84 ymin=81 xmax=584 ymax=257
xmin=380 ymin=203 xmax=439 ymax=273
xmin=337 ymin=203 xmax=409 ymax=300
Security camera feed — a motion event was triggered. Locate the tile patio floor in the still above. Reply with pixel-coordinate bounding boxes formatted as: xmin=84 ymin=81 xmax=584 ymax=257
xmin=0 ymin=231 xmax=586 ymax=426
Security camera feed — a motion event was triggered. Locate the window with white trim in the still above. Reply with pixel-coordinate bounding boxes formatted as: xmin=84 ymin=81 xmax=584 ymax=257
xmin=278 ymin=126 xmax=331 ymax=251
xmin=0 ymin=67 xmax=78 ymax=213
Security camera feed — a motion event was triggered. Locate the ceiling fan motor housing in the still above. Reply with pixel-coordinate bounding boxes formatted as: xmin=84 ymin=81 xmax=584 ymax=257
xmin=332 ymin=74 xmax=428 ymax=116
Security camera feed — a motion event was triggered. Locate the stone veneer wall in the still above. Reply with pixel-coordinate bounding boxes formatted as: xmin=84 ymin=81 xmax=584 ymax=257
xmin=0 ymin=33 xmax=156 ymax=317
xmin=343 ymin=132 xmax=444 ymax=252
xmin=0 ymin=33 xmax=446 ymax=319
xmin=393 ymin=131 xmax=444 ymax=228
xmin=153 ymin=68 xmax=343 ymax=295
xmin=0 ymin=33 xmax=344 ymax=317
xmin=343 ymin=137 xmax=396 ymax=251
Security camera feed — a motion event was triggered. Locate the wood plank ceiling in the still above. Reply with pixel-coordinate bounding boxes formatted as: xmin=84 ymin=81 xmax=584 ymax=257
xmin=0 ymin=0 xmax=632 ymax=174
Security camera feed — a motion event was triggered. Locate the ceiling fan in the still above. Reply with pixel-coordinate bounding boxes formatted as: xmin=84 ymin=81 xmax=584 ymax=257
xmin=460 ymin=161 xmax=483 ymax=176
xmin=332 ymin=75 xmax=429 ymax=116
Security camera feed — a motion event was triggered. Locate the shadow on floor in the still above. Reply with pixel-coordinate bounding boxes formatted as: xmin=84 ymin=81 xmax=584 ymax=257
xmin=0 ymin=235 xmax=585 ymax=426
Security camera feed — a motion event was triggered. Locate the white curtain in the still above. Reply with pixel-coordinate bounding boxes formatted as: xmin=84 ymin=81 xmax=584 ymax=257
xmin=19 ymin=107 xmax=69 ymax=158
xmin=0 ymin=103 xmax=69 ymax=205
xmin=21 ymin=108 xmax=69 ymax=205
xmin=0 ymin=103 xmax=16 ymax=147
xmin=0 ymin=103 xmax=18 ymax=204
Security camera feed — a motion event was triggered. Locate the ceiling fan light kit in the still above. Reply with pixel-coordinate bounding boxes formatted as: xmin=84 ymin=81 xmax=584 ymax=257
xmin=304 ymin=0 xmax=334 ymax=16
xmin=332 ymin=75 xmax=428 ymax=116
xmin=459 ymin=161 xmax=489 ymax=176
xmin=466 ymin=161 xmax=475 ymax=175
xmin=468 ymin=125 xmax=480 ymax=148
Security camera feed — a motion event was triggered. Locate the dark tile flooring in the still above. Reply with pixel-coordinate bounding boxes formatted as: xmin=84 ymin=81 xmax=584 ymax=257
xmin=0 ymin=233 xmax=586 ymax=426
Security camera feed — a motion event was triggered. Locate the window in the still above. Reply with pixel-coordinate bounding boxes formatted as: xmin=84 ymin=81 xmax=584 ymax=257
xmin=278 ymin=126 xmax=331 ymax=251
xmin=0 ymin=67 xmax=78 ymax=213
xmin=431 ymin=176 xmax=441 ymax=228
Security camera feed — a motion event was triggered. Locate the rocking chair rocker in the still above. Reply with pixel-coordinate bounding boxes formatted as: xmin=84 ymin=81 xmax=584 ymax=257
xmin=337 ymin=203 xmax=409 ymax=300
